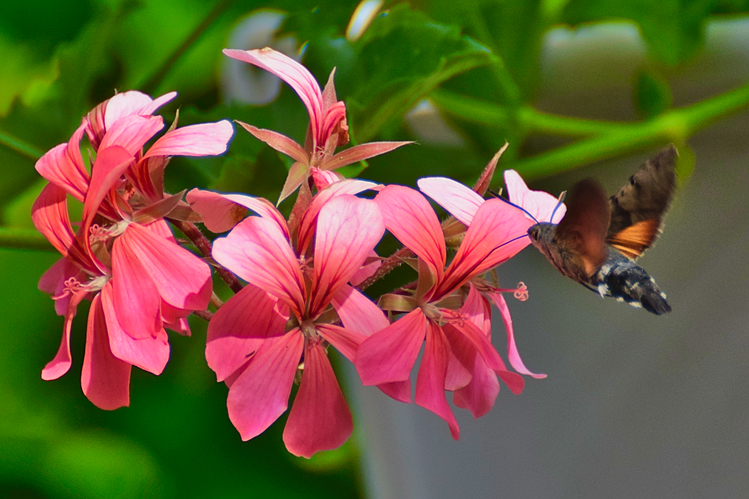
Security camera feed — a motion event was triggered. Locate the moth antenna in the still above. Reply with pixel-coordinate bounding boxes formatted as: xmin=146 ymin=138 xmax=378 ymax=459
xmin=549 ymin=190 xmax=567 ymax=224
xmin=497 ymin=232 xmax=532 ymax=248
xmin=489 ymin=191 xmax=540 ymax=224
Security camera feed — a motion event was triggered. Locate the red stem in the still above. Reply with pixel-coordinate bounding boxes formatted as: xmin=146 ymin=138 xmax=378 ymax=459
xmin=357 ymin=247 xmax=413 ymax=291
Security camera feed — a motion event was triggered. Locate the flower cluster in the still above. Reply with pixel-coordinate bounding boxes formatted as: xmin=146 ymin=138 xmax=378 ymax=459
xmin=33 ymin=48 xmax=562 ymax=457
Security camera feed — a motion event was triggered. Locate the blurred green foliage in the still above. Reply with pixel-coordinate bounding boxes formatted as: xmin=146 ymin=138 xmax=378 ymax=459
xmin=2 ymin=0 xmax=749 ymax=497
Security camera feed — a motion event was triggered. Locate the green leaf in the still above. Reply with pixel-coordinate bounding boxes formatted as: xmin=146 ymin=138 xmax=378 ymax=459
xmin=346 ymin=5 xmax=495 ymax=142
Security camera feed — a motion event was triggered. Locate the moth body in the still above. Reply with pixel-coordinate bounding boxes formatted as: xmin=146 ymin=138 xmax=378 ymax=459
xmin=522 ymin=145 xmax=677 ymax=315
xmin=594 ymin=247 xmax=671 ymax=315
xmin=529 ymin=224 xmax=671 ymax=314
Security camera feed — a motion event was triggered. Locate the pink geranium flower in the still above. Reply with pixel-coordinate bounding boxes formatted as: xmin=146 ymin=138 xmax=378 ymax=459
xmin=223 ymin=47 xmax=411 ymax=201
xmin=355 ymin=184 xmax=535 ymax=438
xmin=417 ymin=173 xmax=565 ymax=385
xmin=33 ymin=90 xmax=233 ymax=409
xmin=204 ymin=186 xmax=390 ymax=458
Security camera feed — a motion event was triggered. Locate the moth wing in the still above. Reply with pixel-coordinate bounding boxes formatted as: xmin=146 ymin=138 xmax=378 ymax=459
xmin=607 ymin=145 xmax=678 ymax=258
xmin=556 ymin=178 xmax=610 ymax=278
xmin=608 ymin=219 xmax=661 ymax=259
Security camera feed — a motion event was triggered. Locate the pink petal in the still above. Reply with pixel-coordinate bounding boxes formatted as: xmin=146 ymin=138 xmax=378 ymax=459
xmin=142 ymin=218 xmax=177 ymax=244
xmin=444 ymin=345 xmax=472 ymax=392
xmin=417 ymin=177 xmax=484 ymax=226
xmin=206 ymin=283 xmax=289 ymax=382
xmin=319 ymin=141 xmax=412 ymax=171
xmin=119 ymin=223 xmax=212 ymax=311
xmin=186 ymin=189 xmax=288 ymax=235
xmin=103 ymin=91 xmax=177 ymax=130
xmin=415 ymin=323 xmax=459 ymax=440
xmin=186 ymin=188 xmax=247 ymax=233
xmin=461 ymin=283 xmax=492 ymax=335
xmin=81 ymin=294 xmax=132 ymax=410
xmin=236 ymin=122 xmax=308 ymax=164
xmin=330 ymin=284 xmax=389 ymax=336
xmin=39 ymin=257 xmax=78 ymax=316
xmin=98 ymin=115 xmax=164 ymax=156
xmin=32 ymin=185 xmax=96 ymax=274
xmin=443 ymin=323 xmax=499 ymax=419
xmin=81 ymin=145 xmax=134 ymax=231
xmin=330 ymin=286 xmax=413 ymax=402
xmin=161 ymin=302 xmax=191 ymax=336
xmin=111 ymin=235 xmax=162 ymax=340
xmin=375 ymin=185 xmax=445 ymax=283
xmin=128 ymin=155 xmax=165 ymax=201
xmin=504 ymin=169 xmax=566 ymax=223
xmin=356 ymin=309 xmax=426 ymax=386
xmin=227 ymin=331 xmax=304 ymax=441
xmin=487 ymin=291 xmax=546 ymax=379
xmin=349 ymin=250 xmax=381 ymax=287
xmin=101 ymin=282 xmax=170 ymax=375
xmin=35 ymin=125 xmax=89 ymax=202
xmin=453 ymin=359 xmax=500 ymax=420
xmin=376 ymin=380 xmax=412 ymax=403
xmin=497 ymin=370 xmax=525 ymax=395
xmin=213 ymin=216 xmax=306 ymax=317
xmin=143 ymin=120 xmax=233 ymax=159
xmin=223 ymin=48 xmax=324 ymax=145
xmin=283 ymin=342 xmax=353 ymax=458
xmin=310 ymin=167 xmax=343 ymax=190
xmin=309 ymin=196 xmax=385 ymax=317
xmin=140 ymin=91 xmax=178 ymax=117
xmin=436 ymin=198 xmax=531 ymax=297
xmin=442 ymin=310 xmax=507 ymax=374
xmin=32 ymin=184 xmax=75 ymax=258
xmin=316 ymin=324 xmax=366 ymax=363
xmin=297 ymin=179 xmax=380 ymax=255
xmin=319 ymin=101 xmax=348 ymax=150
xmin=41 ymin=291 xmax=85 ymax=381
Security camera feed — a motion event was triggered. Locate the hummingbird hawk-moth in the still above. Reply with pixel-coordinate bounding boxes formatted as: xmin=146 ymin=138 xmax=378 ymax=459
xmin=526 ymin=145 xmax=677 ymax=315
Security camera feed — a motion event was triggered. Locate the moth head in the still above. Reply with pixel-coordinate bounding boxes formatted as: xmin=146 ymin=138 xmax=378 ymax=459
xmin=528 ymin=223 xmax=554 ymax=248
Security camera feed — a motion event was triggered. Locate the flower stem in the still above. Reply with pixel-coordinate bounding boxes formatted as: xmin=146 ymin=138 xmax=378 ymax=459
xmin=435 ymin=79 xmax=749 ymax=180
xmin=357 ymin=247 xmax=413 ymax=292
xmin=0 ymin=130 xmax=44 ymax=161
xmin=431 ymin=88 xmax=625 ymax=135
xmin=193 ymin=309 xmax=214 ymax=322
xmin=0 ymin=227 xmax=54 ymax=251
xmin=169 ymin=219 xmax=244 ymax=294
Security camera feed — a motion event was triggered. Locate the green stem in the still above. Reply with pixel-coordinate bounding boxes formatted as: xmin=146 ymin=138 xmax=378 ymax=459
xmin=139 ymin=0 xmax=235 ymax=94
xmin=519 ymin=107 xmax=626 ymax=136
xmin=487 ymin=55 xmax=523 ymax=106
xmin=512 ymin=79 xmax=749 ymax=179
xmin=0 ymin=130 xmax=44 ymax=161
xmin=431 ymin=88 xmax=625 ymax=135
xmin=0 ymin=227 xmax=54 ymax=251
xmin=431 ymin=88 xmax=513 ymax=125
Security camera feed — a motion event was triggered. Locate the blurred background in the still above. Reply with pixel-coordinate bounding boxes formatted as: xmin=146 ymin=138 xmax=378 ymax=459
xmin=2 ymin=1 xmax=749 ymax=498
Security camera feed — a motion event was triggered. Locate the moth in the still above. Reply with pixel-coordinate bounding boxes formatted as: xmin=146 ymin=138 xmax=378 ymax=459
xmin=527 ymin=145 xmax=677 ymax=314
